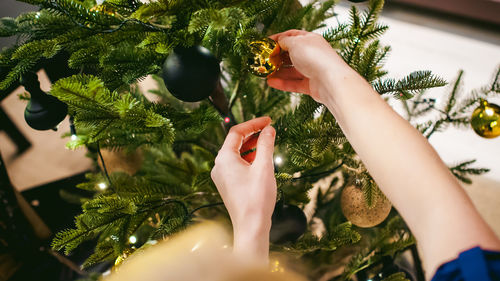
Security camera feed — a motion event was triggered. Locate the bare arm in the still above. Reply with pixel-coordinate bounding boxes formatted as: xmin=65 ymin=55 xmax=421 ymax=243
xmin=211 ymin=117 xmax=277 ymax=263
xmin=268 ymin=30 xmax=500 ymax=278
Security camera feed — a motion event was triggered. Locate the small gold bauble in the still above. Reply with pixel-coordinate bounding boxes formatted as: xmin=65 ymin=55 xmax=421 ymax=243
xmin=247 ymin=38 xmax=282 ymax=77
xmin=113 ymin=247 xmax=136 ymax=269
xmin=340 ymin=185 xmax=391 ymax=228
xmin=90 ymin=5 xmax=116 ymax=16
xmin=471 ymin=99 xmax=500 ymax=139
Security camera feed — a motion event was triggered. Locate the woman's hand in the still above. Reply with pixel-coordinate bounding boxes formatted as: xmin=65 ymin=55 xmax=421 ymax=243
xmin=267 ymin=29 xmax=351 ymax=103
xmin=211 ymin=117 xmax=277 ymax=262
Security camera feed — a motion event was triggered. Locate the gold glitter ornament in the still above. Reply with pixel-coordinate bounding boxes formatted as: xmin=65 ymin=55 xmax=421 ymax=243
xmin=248 ymin=38 xmax=282 ymax=77
xmin=340 ymin=185 xmax=391 ymax=228
xmin=471 ymin=99 xmax=500 ymax=138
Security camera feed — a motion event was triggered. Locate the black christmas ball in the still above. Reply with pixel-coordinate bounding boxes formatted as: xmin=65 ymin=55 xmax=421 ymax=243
xmin=21 ymin=72 xmax=68 ymax=130
xmin=348 ymin=0 xmax=367 ymax=2
xmin=270 ymin=202 xmax=307 ymax=244
xmin=162 ymin=46 xmax=221 ymax=102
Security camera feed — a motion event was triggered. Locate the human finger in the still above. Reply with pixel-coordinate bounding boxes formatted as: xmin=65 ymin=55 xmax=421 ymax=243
xmin=254 ymin=125 xmax=276 ymax=165
xmin=280 ymin=51 xmax=293 ymax=66
xmin=275 ymin=36 xmax=301 ymax=53
xmin=220 ymin=117 xmax=272 ymax=153
xmin=267 ymin=77 xmax=310 ymax=94
xmin=269 ymin=29 xmax=308 ymax=47
xmin=268 ymin=66 xmax=305 ymax=80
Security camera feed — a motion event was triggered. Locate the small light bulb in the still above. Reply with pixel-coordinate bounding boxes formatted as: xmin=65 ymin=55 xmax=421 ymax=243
xmin=71 ymin=134 xmax=78 ymax=141
xmin=274 ymin=156 xmax=283 ymax=165
xmin=98 ymin=182 xmax=107 ymax=190
xmin=224 ymin=117 xmax=230 ymax=123
xmin=128 ymin=235 xmax=137 ymax=244
xmin=485 ymin=108 xmax=494 ymax=116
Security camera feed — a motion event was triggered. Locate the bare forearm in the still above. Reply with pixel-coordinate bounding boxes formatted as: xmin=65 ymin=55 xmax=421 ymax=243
xmin=319 ymin=65 xmax=500 ymax=276
xmin=232 ymin=218 xmax=271 ymax=264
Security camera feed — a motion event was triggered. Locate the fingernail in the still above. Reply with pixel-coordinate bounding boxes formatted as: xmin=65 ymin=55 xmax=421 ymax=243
xmin=261 ymin=125 xmax=275 ymax=136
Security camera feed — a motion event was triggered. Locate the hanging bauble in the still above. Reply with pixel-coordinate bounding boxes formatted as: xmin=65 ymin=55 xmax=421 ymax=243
xmin=247 ymin=38 xmax=282 ymax=77
xmin=270 ymin=201 xmax=307 ymax=244
xmin=20 ymin=72 xmax=68 ymax=130
xmin=347 ymin=0 xmax=367 ymax=3
xmin=240 ymin=132 xmax=260 ymax=164
xmin=98 ymin=148 xmax=143 ymax=176
xmin=162 ymin=46 xmax=221 ymax=102
xmin=470 ymin=99 xmax=500 ymax=139
xmin=340 ymin=185 xmax=391 ymax=228
xmin=113 ymin=247 xmax=136 ymax=270
xmin=90 ymin=4 xmax=117 ymax=17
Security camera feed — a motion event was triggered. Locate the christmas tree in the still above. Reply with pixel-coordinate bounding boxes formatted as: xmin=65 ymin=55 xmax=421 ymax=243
xmin=1 ymin=0 xmax=498 ymax=280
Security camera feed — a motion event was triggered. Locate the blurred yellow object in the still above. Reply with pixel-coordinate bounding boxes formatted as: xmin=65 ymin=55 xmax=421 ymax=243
xmin=113 ymin=247 xmax=136 ymax=270
xmin=104 ymin=222 xmax=306 ymax=281
xmin=90 ymin=4 xmax=116 ymax=16
xmin=471 ymin=99 xmax=500 ymax=138
xmin=270 ymin=259 xmax=285 ymax=273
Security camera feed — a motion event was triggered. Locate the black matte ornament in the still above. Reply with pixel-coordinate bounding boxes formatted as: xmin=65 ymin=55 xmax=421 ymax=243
xmin=162 ymin=46 xmax=221 ymax=102
xmin=348 ymin=0 xmax=367 ymax=2
xmin=270 ymin=202 xmax=307 ymax=244
xmin=20 ymin=72 xmax=68 ymax=130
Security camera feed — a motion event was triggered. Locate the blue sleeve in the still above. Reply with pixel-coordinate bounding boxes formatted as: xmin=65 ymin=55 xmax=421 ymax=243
xmin=431 ymin=246 xmax=500 ymax=281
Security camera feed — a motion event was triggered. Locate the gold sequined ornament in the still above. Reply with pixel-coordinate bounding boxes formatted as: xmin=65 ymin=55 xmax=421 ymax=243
xmin=113 ymin=247 xmax=136 ymax=271
xmin=471 ymin=99 xmax=500 ymax=138
xmin=340 ymin=185 xmax=391 ymax=228
xmin=248 ymin=38 xmax=282 ymax=77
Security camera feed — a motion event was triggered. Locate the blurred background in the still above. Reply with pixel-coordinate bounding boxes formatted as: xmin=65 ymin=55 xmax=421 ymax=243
xmin=0 ymin=0 xmax=499 ymax=251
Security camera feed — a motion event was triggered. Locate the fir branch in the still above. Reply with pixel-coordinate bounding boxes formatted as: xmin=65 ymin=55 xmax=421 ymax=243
xmin=52 ymin=196 xmax=188 ymax=255
xmin=343 ymin=216 xmax=414 ymax=279
xmin=450 ymin=160 xmax=489 ymax=185
xmin=490 ymin=66 xmax=500 ymax=92
xmin=82 ymin=240 xmax=116 ymax=268
xmin=272 ymin=222 xmax=360 ymax=253
xmin=50 ymin=75 xmax=175 ymax=147
xmin=361 ymin=177 xmax=380 ymax=208
xmin=444 ymin=70 xmax=463 ymax=114
xmin=0 ymin=39 xmax=61 ymax=90
xmin=343 ymin=0 xmax=385 ymax=65
xmin=153 ymin=216 xmax=187 ymax=239
xmin=382 ymin=272 xmax=411 ymax=281
xmin=373 ymin=71 xmax=447 ymax=99
xmin=322 ymin=23 xmax=351 ymax=44
xmin=302 ymin=0 xmax=336 ymax=31
xmin=0 ymin=17 xmax=17 ymax=37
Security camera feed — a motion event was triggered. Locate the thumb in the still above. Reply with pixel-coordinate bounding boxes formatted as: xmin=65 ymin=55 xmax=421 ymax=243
xmin=254 ymin=125 xmax=276 ymax=165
